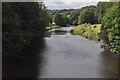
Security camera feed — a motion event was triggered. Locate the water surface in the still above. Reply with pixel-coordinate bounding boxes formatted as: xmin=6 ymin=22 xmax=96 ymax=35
xmin=3 ymin=27 xmax=119 ymax=78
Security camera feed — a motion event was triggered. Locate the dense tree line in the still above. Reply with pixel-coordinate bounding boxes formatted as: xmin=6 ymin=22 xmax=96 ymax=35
xmin=102 ymin=2 xmax=120 ymax=54
xmin=2 ymin=2 xmax=50 ymax=57
xmin=69 ymin=9 xmax=80 ymax=25
xmin=78 ymin=6 xmax=97 ymax=24
xmin=50 ymin=5 xmax=98 ymax=27
xmin=3 ymin=2 xmax=119 ymax=56
xmin=49 ymin=3 xmax=116 ymax=26
xmin=96 ymin=2 xmax=115 ymax=23
xmin=48 ymin=9 xmax=74 ymax=15
xmin=54 ymin=13 xmax=65 ymax=27
xmin=49 ymin=2 xmax=120 ymax=54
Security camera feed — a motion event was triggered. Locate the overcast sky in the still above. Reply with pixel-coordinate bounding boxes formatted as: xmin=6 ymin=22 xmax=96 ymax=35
xmin=43 ymin=0 xmax=110 ymax=10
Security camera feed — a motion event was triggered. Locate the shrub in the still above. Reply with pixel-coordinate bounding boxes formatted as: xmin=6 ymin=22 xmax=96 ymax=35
xmin=102 ymin=2 xmax=120 ymax=54
xmin=2 ymin=2 xmax=49 ymax=57
xmin=73 ymin=24 xmax=101 ymax=41
xmin=78 ymin=8 xmax=97 ymax=24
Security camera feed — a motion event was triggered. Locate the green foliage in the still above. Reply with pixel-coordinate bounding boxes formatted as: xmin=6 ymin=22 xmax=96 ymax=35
xmin=96 ymin=2 xmax=115 ymax=23
xmin=73 ymin=24 xmax=101 ymax=41
xmin=102 ymin=2 xmax=120 ymax=54
xmin=2 ymin=2 xmax=49 ymax=57
xmin=78 ymin=7 xmax=97 ymax=24
xmin=63 ymin=16 xmax=70 ymax=26
xmin=48 ymin=14 xmax=53 ymax=25
xmin=69 ymin=9 xmax=80 ymax=25
xmin=48 ymin=9 xmax=81 ymax=26
xmin=49 ymin=6 xmax=97 ymax=26
xmin=48 ymin=9 xmax=74 ymax=15
xmin=46 ymin=25 xmax=59 ymax=31
xmin=54 ymin=13 xmax=65 ymax=27
xmin=48 ymin=2 xmax=120 ymax=54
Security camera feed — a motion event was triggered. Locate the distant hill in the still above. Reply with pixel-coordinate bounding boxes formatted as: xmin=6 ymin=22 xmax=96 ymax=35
xmin=47 ymin=5 xmax=96 ymax=15
xmin=48 ymin=9 xmax=75 ymax=15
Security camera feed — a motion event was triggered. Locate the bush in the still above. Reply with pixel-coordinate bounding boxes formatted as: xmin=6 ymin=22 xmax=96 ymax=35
xmin=96 ymin=2 xmax=115 ymax=23
xmin=2 ymin=2 xmax=49 ymax=57
xmin=54 ymin=13 xmax=65 ymax=27
xmin=73 ymin=24 xmax=101 ymax=41
xmin=78 ymin=8 xmax=97 ymax=24
xmin=102 ymin=2 xmax=120 ymax=54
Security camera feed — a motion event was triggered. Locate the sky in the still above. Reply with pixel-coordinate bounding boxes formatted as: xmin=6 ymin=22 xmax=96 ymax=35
xmin=43 ymin=0 xmax=110 ymax=10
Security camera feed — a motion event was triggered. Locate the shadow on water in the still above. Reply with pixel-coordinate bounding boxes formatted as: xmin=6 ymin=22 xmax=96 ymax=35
xmin=99 ymin=48 xmax=119 ymax=78
xmin=52 ymin=30 xmax=68 ymax=35
xmin=45 ymin=27 xmax=74 ymax=37
xmin=2 ymin=38 xmax=46 ymax=79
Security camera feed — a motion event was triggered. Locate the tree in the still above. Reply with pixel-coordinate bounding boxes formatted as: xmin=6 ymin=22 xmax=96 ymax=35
xmin=2 ymin=2 xmax=49 ymax=57
xmin=62 ymin=13 xmax=70 ymax=26
xmin=69 ymin=9 xmax=80 ymax=25
xmin=54 ymin=13 xmax=65 ymax=27
xmin=96 ymin=2 xmax=115 ymax=23
xmin=102 ymin=2 xmax=120 ymax=54
xmin=78 ymin=8 xmax=97 ymax=24
xmin=63 ymin=16 xmax=70 ymax=26
xmin=48 ymin=14 xmax=53 ymax=25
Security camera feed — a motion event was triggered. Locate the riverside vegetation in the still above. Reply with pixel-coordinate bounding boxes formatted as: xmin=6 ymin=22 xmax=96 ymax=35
xmin=49 ymin=2 xmax=120 ymax=54
xmin=3 ymin=1 xmax=120 ymax=59
xmin=2 ymin=2 xmax=50 ymax=57
xmin=73 ymin=24 xmax=101 ymax=41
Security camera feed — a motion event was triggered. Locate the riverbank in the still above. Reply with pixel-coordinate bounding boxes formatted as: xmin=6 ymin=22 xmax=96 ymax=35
xmin=46 ymin=25 xmax=59 ymax=31
xmin=40 ymin=34 xmax=118 ymax=78
xmin=73 ymin=24 xmax=101 ymax=41
xmin=45 ymin=25 xmax=59 ymax=37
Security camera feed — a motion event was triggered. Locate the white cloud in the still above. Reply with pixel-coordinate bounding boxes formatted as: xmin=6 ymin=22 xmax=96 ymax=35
xmin=43 ymin=0 xmax=110 ymax=10
xmin=43 ymin=0 xmax=110 ymax=2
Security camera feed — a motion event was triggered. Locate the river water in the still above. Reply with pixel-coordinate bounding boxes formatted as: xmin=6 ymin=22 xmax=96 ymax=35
xmin=3 ymin=27 xmax=119 ymax=78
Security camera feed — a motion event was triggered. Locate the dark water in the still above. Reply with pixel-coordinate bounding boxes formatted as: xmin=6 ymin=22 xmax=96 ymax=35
xmin=3 ymin=27 xmax=119 ymax=78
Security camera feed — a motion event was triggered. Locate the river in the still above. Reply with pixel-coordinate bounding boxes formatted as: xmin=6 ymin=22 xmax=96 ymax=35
xmin=3 ymin=27 xmax=119 ymax=78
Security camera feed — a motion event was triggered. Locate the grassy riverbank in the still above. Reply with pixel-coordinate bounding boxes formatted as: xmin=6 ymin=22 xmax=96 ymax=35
xmin=46 ymin=24 xmax=59 ymax=31
xmin=73 ymin=24 xmax=101 ymax=41
xmin=45 ymin=24 xmax=59 ymax=37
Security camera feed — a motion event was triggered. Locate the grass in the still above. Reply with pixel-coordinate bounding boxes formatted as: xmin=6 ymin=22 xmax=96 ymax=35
xmin=45 ymin=24 xmax=59 ymax=37
xmin=73 ymin=23 xmax=101 ymax=41
xmin=46 ymin=24 xmax=59 ymax=31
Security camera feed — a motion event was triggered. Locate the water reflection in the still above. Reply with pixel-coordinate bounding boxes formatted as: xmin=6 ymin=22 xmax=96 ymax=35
xmin=3 ymin=27 xmax=119 ymax=78
xmin=99 ymin=49 xmax=118 ymax=78
xmin=51 ymin=27 xmax=73 ymax=35
xmin=52 ymin=30 xmax=67 ymax=35
xmin=2 ymin=38 xmax=46 ymax=79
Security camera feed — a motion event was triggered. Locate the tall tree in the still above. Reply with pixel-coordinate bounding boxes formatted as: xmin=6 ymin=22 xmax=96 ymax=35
xmin=70 ymin=9 xmax=80 ymax=25
xmin=2 ymin=2 xmax=49 ymax=57
xmin=54 ymin=13 xmax=65 ymax=27
xmin=63 ymin=16 xmax=70 ymax=26
xmin=102 ymin=2 xmax=120 ymax=54
xmin=78 ymin=7 xmax=97 ymax=24
xmin=96 ymin=2 xmax=115 ymax=23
